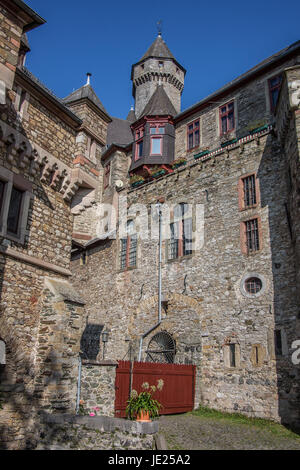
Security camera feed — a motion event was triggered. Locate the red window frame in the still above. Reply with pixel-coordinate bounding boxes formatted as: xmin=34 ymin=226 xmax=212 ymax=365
xmin=169 ymin=205 xmax=193 ymax=259
xmin=240 ymin=217 xmax=261 ymax=255
xmin=268 ymin=75 xmax=282 ymax=112
xmin=103 ymin=162 xmax=110 ymax=189
xmin=135 ymin=126 xmax=144 ymax=161
xmin=219 ymin=101 xmax=235 ymax=135
xmin=238 ymin=173 xmax=260 ymax=211
xmin=187 ymin=119 xmax=200 ymax=150
xmin=120 ymin=235 xmax=137 ymax=269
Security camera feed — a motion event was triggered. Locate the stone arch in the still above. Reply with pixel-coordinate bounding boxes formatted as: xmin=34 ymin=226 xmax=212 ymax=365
xmin=128 ymin=293 xmax=203 ymax=364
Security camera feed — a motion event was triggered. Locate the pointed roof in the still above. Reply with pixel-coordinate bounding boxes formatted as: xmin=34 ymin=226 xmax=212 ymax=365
xmin=140 ymin=85 xmax=177 ymax=117
xmin=126 ymin=107 xmax=136 ymax=124
xmin=63 ymin=84 xmax=110 ymax=119
xmin=140 ymin=34 xmax=175 ymax=61
xmin=131 ymin=34 xmax=186 ymax=77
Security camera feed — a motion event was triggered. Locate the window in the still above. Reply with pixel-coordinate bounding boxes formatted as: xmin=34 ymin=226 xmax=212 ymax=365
xmin=239 ymin=174 xmax=259 ymax=210
xmin=241 ymin=218 xmax=261 ymax=254
xmin=219 ymin=101 xmax=235 ymax=135
xmin=168 ymin=204 xmax=193 ymax=260
xmin=150 ymin=124 xmax=165 ymax=156
xmin=229 ymin=344 xmax=236 ymax=367
xmin=268 ymin=75 xmax=282 ymax=112
xmin=0 ymin=167 xmax=32 ymax=244
xmin=245 ymin=277 xmax=262 ymax=294
xmin=224 ymin=342 xmax=240 ymax=368
xmin=275 ymin=330 xmax=282 ymax=356
xmin=103 ymin=163 xmax=110 ymax=189
xmin=135 ymin=127 xmax=144 ymax=161
xmin=120 ymin=220 xmax=137 ymax=270
xmin=187 ymin=119 xmax=200 ymax=150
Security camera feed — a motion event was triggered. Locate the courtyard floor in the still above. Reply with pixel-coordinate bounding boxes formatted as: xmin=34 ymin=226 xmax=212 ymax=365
xmin=158 ymin=408 xmax=300 ymax=450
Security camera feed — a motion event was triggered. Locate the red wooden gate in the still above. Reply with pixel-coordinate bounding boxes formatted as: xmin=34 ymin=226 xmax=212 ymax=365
xmin=114 ymin=361 xmax=196 ymax=418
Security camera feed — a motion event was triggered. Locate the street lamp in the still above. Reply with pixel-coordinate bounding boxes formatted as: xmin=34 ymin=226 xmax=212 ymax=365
xmin=102 ymin=330 xmax=109 ymax=360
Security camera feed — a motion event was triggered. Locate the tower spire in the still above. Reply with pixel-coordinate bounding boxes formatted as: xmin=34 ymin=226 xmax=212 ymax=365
xmin=156 ymin=19 xmax=162 ymax=37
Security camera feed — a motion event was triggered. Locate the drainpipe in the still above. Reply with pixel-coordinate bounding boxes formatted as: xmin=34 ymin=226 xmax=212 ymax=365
xmin=138 ymin=202 xmax=162 ymax=361
xmin=75 ymin=352 xmax=82 ymax=414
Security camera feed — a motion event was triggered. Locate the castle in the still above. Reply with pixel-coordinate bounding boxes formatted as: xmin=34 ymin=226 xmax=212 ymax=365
xmin=0 ymin=0 xmax=300 ymax=449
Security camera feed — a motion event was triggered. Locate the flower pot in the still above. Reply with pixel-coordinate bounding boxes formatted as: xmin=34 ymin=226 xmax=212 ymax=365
xmin=136 ymin=410 xmax=151 ymax=422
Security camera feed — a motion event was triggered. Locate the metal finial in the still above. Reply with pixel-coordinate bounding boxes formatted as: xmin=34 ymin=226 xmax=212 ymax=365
xmin=86 ymin=72 xmax=92 ymax=85
xmin=157 ymin=20 xmax=162 ymax=37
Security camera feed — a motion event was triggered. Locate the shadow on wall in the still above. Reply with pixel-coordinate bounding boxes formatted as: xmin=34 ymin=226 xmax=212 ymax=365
xmin=257 ymin=131 xmax=300 ymax=432
xmin=0 ymin=94 xmax=65 ymax=449
xmin=80 ymin=323 xmax=104 ymax=360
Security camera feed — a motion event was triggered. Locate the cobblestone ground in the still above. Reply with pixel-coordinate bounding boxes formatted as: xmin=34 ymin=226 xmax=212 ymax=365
xmin=158 ymin=414 xmax=300 ymax=450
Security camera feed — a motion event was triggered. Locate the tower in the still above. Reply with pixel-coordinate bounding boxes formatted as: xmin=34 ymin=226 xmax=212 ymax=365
xmin=131 ymin=33 xmax=186 ymax=119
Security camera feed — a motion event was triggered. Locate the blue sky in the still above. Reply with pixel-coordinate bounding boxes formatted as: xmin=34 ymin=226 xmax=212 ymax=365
xmin=24 ymin=0 xmax=300 ymax=120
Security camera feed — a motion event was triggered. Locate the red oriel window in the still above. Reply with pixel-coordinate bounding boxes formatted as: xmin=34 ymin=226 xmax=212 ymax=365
xmin=187 ymin=119 xmax=200 ymax=150
xmin=150 ymin=125 xmax=165 ymax=156
xmin=135 ymin=127 xmax=144 ymax=160
xmin=103 ymin=163 xmax=110 ymax=189
xmin=219 ymin=101 xmax=235 ymax=135
xmin=268 ymin=75 xmax=282 ymax=112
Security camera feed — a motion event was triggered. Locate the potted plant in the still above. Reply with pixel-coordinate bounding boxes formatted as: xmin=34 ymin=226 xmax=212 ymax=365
xmin=126 ymin=379 xmax=164 ymax=421
xmin=171 ymin=157 xmax=187 ymax=169
xmin=129 ymin=174 xmax=145 ymax=187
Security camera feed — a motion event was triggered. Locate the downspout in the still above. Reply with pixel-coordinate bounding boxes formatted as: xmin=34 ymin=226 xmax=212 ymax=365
xmin=138 ymin=202 xmax=162 ymax=361
xmin=75 ymin=352 xmax=82 ymax=414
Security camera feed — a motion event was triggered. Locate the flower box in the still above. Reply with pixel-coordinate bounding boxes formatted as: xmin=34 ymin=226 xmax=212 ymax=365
xmin=172 ymin=161 xmax=186 ymax=169
xmin=194 ymin=150 xmax=209 ymax=159
xmin=151 ymin=169 xmax=166 ymax=178
xmin=131 ymin=180 xmax=144 ymax=187
xmin=249 ymin=124 xmax=268 ymax=134
xmin=221 ymin=138 xmax=237 ymax=148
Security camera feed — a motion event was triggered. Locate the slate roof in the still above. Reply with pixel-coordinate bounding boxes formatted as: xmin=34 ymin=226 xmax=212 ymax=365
xmin=140 ymin=85 xmax=177 ymax=117
xmin=63 ymin=84 xmax=109 ymax=117
xmin=106 ymin=117 xmax=133 ymax=147
xmin=140 ymin=34 xmax=176 ymax=62
xmin=16 ymin=66 xmax=82 ymax=125
xmin=126 ymin=107 xmax=137 ymax=124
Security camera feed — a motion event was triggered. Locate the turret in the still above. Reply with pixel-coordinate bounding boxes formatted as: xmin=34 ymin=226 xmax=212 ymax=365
xmin=131 ymin=34 xmax=185 ymax=119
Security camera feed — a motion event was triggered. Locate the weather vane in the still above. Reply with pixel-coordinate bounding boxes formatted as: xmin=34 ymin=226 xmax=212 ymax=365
xmin=157 ymin=19 xmax=162 ymax=37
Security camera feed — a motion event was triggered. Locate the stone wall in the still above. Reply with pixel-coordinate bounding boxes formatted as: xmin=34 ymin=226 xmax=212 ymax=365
xmin=36 ymin=413 xmax=157 ymax=450
xmin=80 ymin=360 xmax=117 ymax=417
xmin=174 ymin=57 xmax=299 ymax=162
xmin=71 ymin=126 xmax=299 ymax=428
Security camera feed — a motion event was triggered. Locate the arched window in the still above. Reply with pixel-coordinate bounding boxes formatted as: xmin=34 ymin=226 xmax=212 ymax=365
xmin=146 ymin=331 xmax=176 ymax=363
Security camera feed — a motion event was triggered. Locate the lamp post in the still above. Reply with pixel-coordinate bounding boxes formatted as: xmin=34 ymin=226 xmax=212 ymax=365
xmin=102 ymin=330 xmax=109 ymax=360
